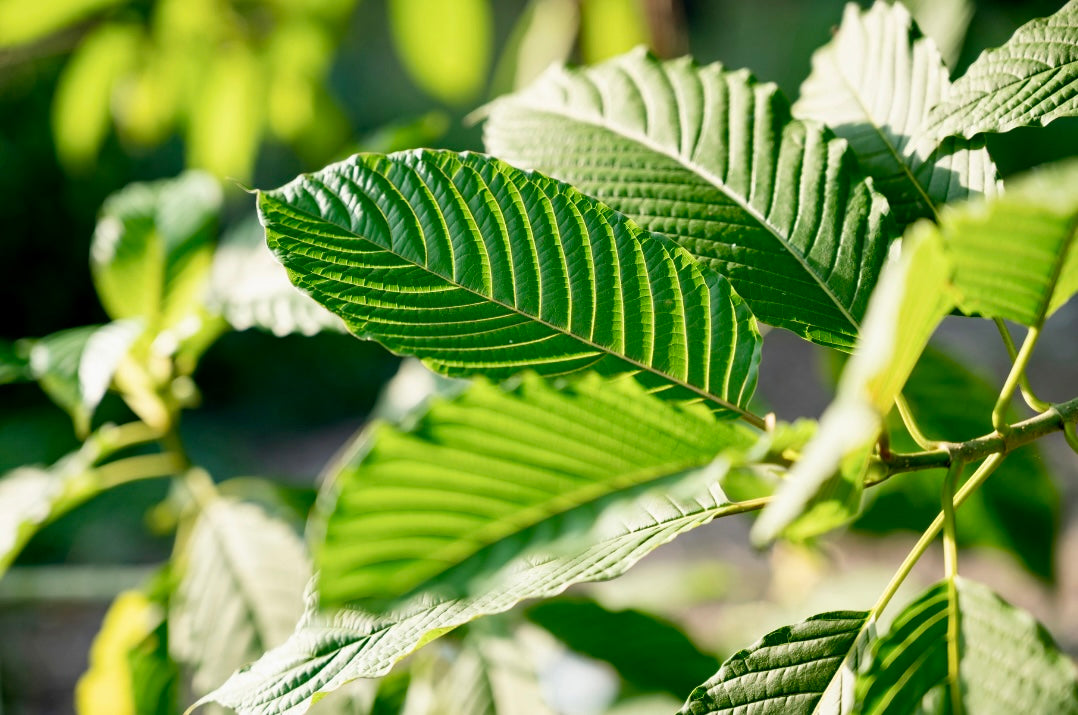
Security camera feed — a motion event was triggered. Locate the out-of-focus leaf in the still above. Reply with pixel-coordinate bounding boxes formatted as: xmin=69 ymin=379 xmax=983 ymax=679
xmin=579 ymin=0 xmax=649 ymax=63
xmin=901 ymin=0 xmax=972 ymax=69
xmin=489 ymin=0 xmax=579 ymax=95
xmin=0 ymin=340 xmax=30 ymax=385
xmin=526 ymin=598 xmax=720 ymax=697
xmin=354 ymin=112 xmax=450 ymax=155
xmin=207 ymin=216 xmax=345 ymax=337
xmin=388 ymin=0 xmax=492 ymax=104
xmin=51 ymin=22 xmax=140 ymax=170
xmin=856 ymin=345 xmax=1060 ymax=580
xmin=186 ymin=46 xmax=263 ymax=180
xmin=0 ymin=0 xmax=126 ymax=47
xmin=127 ymin=620 xmax=180 ymax=715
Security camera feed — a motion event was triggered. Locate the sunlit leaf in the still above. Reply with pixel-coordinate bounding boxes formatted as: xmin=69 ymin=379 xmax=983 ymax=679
xmin=579 ymin=0 xmax=649 ymax=63
xmin=186 ymin=46 xmax=263 ymax=181
xmin=901 ymin=0 xmax=972 ymax=69
xmin=490 ymin=0 xmax=579 ymax=96
xmin=484 ymin=49 xmax=893 ymax=350
xmin=260 ymin=149 xmax=762 ymax=416
xmin=0 ymin=0 xmax=126 ymax=47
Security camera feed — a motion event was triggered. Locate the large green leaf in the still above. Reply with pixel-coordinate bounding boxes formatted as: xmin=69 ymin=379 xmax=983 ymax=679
xmin=526 ymin=597 xmax=720 ymax=698
xmin=260 ymin=149 xmax=761 ymax=415
xmin=91 ymin=171 xmax=221 ymax=330
xmin=482 ymin=48 xmax=893 ymax=350
xmin=679 ymin=611 xmax=871 ymax=714
xmin=856 ymin=577 xmax=1078 ymax=714
xmin=793 ymin=1 xmax=1001 ymax=228
xmin=922 ymin=0 xmax=1078 ymax=141
xmin=855 ymin=345 xmax=1060 ymax=581
xmin=200 ymin=464 xmax=761 ymax=714
xmin=207 ymin=216 xmax=345 ymax=337
xmin=170 ymin=497 xmax=311 ymax=699
xmin=753 ymin=224 xmax=955 ymax=543
xmin=316 ymin=372 xmax=755 ymax=607
xmin=937 ymin=157 xmax=1078 ymax=327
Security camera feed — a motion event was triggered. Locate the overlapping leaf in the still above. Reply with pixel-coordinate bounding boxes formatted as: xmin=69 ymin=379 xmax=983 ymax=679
xmin=923 ymin=0 xmax=1078 ymax=141
xmin=201 ymin=463 xmax=759 ymax=714
xmin=938 ymin=157 xmax=1078 ymax=327
xmin=260 ymin=149 xmax=761 ymax=414
xmin=483 ymin=48 xmax=893 ymax=350
xmin=170 ymin=497 xmax=310 ymax=699
xmin=857 ymin=578 xmax=1078 ymax=714
xmin=679 ymin=611 xmax=871 ymax=714
xmin=793 ymin=1 xmax=1001 ymax=227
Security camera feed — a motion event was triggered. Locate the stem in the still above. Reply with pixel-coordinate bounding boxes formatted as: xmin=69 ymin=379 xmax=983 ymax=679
xmin=94 ymin=452 xmax=187 ymax=488
xmin=941 ymin=460 xmax=963 ymax=715
xmin=895 ymin=394 xmax=939 ymax=450
xmin=92 ymin=421 xmax=162 ymax=459
xmin=994 ymin=319 xmax=1051 ymax=413
xmin=871 ymin=454 xmax=1005 ymax=618
xmin=992 ymin=327 xmax=1042 ymax=431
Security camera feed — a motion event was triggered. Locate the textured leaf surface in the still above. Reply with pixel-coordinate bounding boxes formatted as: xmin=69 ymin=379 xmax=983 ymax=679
xmin=939 ymin=157 xmax=1078 ymax=326
xmin=793 ymin=1 xmax=1000 ymax=227
xmin=923 ymin=0 xmax=1078 ymax=140
xmin=317 ymin=372 xmax=755 ymax=607
xmin=679 ymin=611 xmax=870 ymax=714
xmin=856 ymin=345 xmax=1060 ymax=580
xmin=91 ymin=171 xmax=221 ymax=328
xmin=207 ymin=216 xmax=345 ymax=337
xmin=753 ymin=226 xmax=954 ymax=544
xmin=857 ymin=578 xmax=1078 ymax=714
xmin=261 ymin=149 xmax=761 ymax=414
xmin=170 ymin=498 xmax=310 ymax=699
xmin=483 ymin=48 xmax=893 ymax=350
xmin=201 ymin=467 xmax=755 ymax=714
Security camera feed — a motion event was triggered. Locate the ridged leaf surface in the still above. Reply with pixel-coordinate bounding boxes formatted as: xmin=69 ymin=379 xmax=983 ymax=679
xmin=260 ymin=149 xmax=761 ymax=414
xmin=483 ymin=48 xmax=893 ymax=350
xmin=793 ymin=1 xmax=1001 ymax=227
xmin=317 ymin=372 xmax=754 ymax=607
xmin=923 ymin=0 xmax=1078 ymax=140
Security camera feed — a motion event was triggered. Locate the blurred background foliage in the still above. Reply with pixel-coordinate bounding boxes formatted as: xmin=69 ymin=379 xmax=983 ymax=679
xmin=1 ymin=0 xmax=1077 ymax=713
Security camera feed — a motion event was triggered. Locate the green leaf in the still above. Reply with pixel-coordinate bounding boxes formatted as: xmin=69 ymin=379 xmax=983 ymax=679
xmin=856 ymin=577 xmax=1078 ymax=714
xmin=526 ymin=597 xmax=720 ymax=697
xmin=27 ymin=321 xmax=143 ymax=436
xmin=91 ymin=171 xmax=222 ymax=330
xmin=0 ymin=340 xmax=31 ymax=385
xmin=186 ymin=46 xmax=264 ymax=181
xmin=578 ymin=0 xmax=649 ymax=64
xmin=316 ymin=372 xmax=755 ymax=607
xmin=207 ymin=216 xmax=345 ymax=337
xmin=0 ymin=0 xmax=126 ymax=47
xmin=678 ymin=611 xmax=871 ymax=715
xmin=489 ymin=0 xmax=579 ymax=96
xmin=127 ymin=618 xmax=180 ymax=715
xmin=482 ymin=48 xmax=893 ymax=350
xmin=793 ymin=1 xmax=1001 ymax=228
xmin=260 ymin=149 xmax=762 ymax=415
xmin=753 ymin=225 xmax=955 ymax=544
xmin=901 ymin=0 xmax=972 ymax=69
xmin=388 ymin=0 xmax=492 ymax=104
xmin=937 ymin=157 xmax=1078 ymax=327
xmin=856 ymin=345 xmax=1060 ymax=581
xmin=169 ymin=497 xmax=311 ymax=698
xmin=199 ymin=463 xmax=759 ymax=714
xmin=922 ymin=0 xmax=1078 ymax=141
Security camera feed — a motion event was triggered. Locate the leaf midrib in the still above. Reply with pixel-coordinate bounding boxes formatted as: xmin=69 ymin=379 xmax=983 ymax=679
xmin=507 ymin=100 xmax=863 ymax=332
xmin=262 ymin=191 xmax=759 ymax=422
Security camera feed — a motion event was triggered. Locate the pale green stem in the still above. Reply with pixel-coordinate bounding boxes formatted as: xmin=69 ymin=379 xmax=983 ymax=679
xmin=91 ymin=421 xmax=162 ymax=460
xmin=871 ymin=454 xmax=1005 ymax=619
xmin=942 ymin=460 xmax=964 ymax=715
xmin=94 ymin=452 xmax=187 ymax=489
xmin=895 ymin=394 xmax=939 ymax=450
xmin=993 ymin=327 xmax=1042 ymax=431
xmin=994 ymin=319 xmax=1051 ymax=412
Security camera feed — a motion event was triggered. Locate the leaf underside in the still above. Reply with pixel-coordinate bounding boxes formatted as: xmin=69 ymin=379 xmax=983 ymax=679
xmin=483 ymin=47 xmax=893 ymax=350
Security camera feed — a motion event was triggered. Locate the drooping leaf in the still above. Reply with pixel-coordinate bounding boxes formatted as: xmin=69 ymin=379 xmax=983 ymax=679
xmin=793 ymin=1 xmax=1001 ymax=228
xmin=526 ymin=597 xmax=720 ymax=697
xmin=200 ymin=465 xmax=760 ymax=714
xmin=753 ymin=224 xmax=955 ymax=544
xmin=856 ymin=345 xmax=1060 ymax=581
xmin=679 ymin=611 xmax=871 ymax=715
xmin=207 ymin=216 xmax=345 ymax=337
xmin=856 ymin=578 xmax=1078 ymax=714
xmin=483 ymin=48 xmax=893 ymax=350
xmin=169 ymin=497 xmax=311 ymax=698
xmin=316 ymin=372 xmax=755 ymax=607
xmin=922 ymin=0 xmax=1078 ymax=141
xmin=26 ymin=322 xmax=143 ymax=436
xmin=938 ymin=157 xmax=1078 ymax=327
xmin=260 ymin=149 xmax=762 ymax=416
xmin=388 ymin=0 xmax=492 ymax=104
xmin=91 ymin=171 xmax=221 ymax=330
